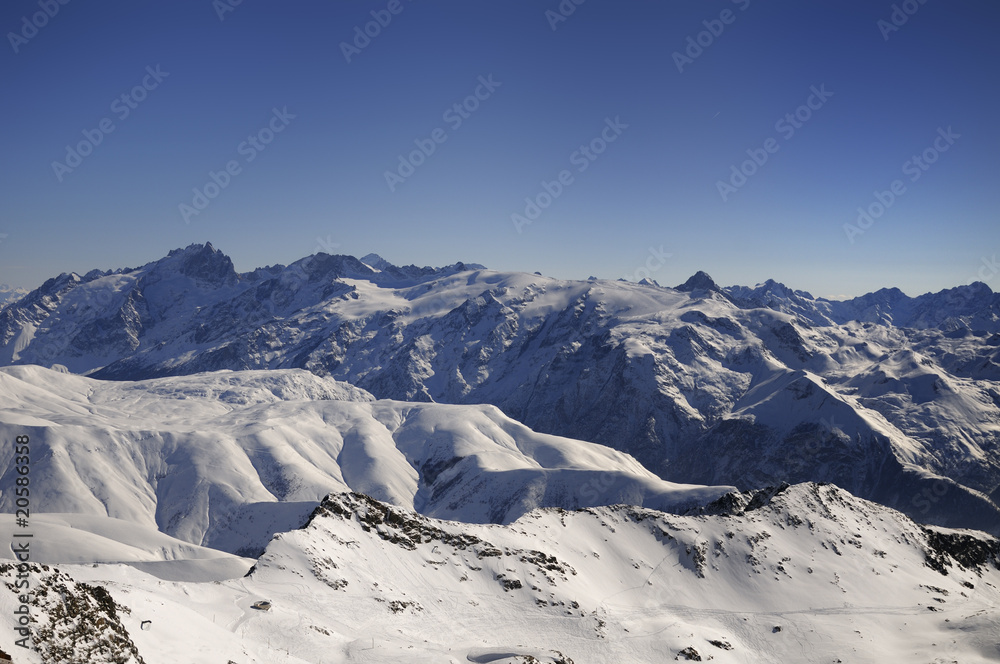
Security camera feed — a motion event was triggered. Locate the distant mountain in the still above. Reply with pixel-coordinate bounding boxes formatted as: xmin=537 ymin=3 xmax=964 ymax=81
xmin=0 ymin=283 xmax=27 ymax=308
xmin=1 ymin=243 xmax=999 ymax=537
xmin=724 ymin=278 xmax=999 ymax=331
xmin=675 ymin=269 xmax=722 ymax=293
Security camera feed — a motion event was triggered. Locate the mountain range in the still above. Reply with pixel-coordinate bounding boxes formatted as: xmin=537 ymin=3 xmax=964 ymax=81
xmin=2 ymin=242 xmax=997 ymax=537
xmin=1 ymin=244 xmax=999 ymax=662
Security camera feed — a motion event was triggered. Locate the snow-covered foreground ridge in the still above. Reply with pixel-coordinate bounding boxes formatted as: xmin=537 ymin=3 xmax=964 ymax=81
xmin=2 ymin=243 xmax=999 ymax=537
xmin=0 ymin=365 xmax=729 ymax=555
xmin=2 ymin=483 xmax=999 ymax=663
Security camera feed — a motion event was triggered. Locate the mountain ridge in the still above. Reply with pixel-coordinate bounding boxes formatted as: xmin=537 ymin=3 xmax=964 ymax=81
xmin=2 ymin=243 xmax=998 ymax=538
xmin=6 ymin=242 xmax=994 ymax=313
xmin=0 ymin=365 xmax=731 ymax=556
xmin=6 ymin=481 xmax=997 ymax=663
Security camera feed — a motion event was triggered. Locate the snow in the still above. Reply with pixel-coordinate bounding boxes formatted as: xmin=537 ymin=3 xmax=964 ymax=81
xmin=0 ymin=365 xmax=733 ymax=555
xmin=1 ymin=246 xmax=999 ymax=661
xmin=0 ymin=284 xmax=28 ymax=310
xmin=4 ymin=483 xmax=995 ymax=663
xmin=3 ymin=246 xmax=997 ymax=540
xmin=0 ymin=513 xmax=252 ymax=581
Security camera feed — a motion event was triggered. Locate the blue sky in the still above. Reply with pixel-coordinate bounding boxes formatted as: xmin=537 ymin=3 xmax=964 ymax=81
xmin=1 ymin=0 xmax=997 ymax=298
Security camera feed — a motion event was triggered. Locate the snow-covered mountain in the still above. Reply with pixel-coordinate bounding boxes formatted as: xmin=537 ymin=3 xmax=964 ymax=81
xmin=0 ymin=284 xmax=27 ymax=308
xmin=3 ymin=483 xmax=998 ymax=663
xmin=0 ymin=365 xmax=730 ymax=556
xmin=1 ymin=362 xmax=997 ymax=661
xmin=2 ymin=243 xmax=998 ymax=538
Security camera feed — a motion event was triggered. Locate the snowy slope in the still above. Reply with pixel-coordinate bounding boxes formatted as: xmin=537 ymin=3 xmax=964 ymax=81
xmin=4 ymin=483 xmax=997 ymax=663
xmin=1 ymin=243 xmax=999 ymax=536
xmin=0 ymin=365 xmax=731 ymax=555
xmin=0 ymin=513 xmax=252 ymax=581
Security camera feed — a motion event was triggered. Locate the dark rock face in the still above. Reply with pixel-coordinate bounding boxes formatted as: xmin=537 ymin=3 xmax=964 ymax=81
xmin=676 ymin=271 xmax=721 ymax=293
xmin=0 ymin=563 xmax=146 ymax=664
xmin=923 ymin=526 xmax=1000 ymax=576
xmin=177 ymin=241 xmax=238 ymax=286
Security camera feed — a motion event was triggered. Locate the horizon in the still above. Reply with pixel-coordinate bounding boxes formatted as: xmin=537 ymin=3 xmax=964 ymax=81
xmin=1 ymin=1 xmax=998 ymax=298
xmin=3 ymin=239 xmax=996 ymax=303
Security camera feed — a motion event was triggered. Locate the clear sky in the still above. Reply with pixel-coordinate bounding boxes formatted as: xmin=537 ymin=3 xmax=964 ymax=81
xmin=1 ymin=0 xmax=997 ymax=299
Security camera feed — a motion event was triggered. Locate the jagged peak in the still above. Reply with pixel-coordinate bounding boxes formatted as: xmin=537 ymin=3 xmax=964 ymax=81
xmin=727 ymin=278 xmax=814 ymax=303
xmin=757 ymin=278 xmax=788 ymax=293
xmin=675 ymin=271 xmax=719 ymax=292
xmin=861 ymin=286 xmax=908 ymax=300
xmin=360 ymin=253 xmax=392 ymax=271
xmin=166 ymin=241 xmax=218 ymax=258
xmin=684 ymin=483 xmax=791 ymax=516
xmin=932 ymin=281 xmax=994 ymax=298
xmin=966 ymin=280 xmax=994 ymax=295
xmin=156 ymin=242 xmax=237 ymax=286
